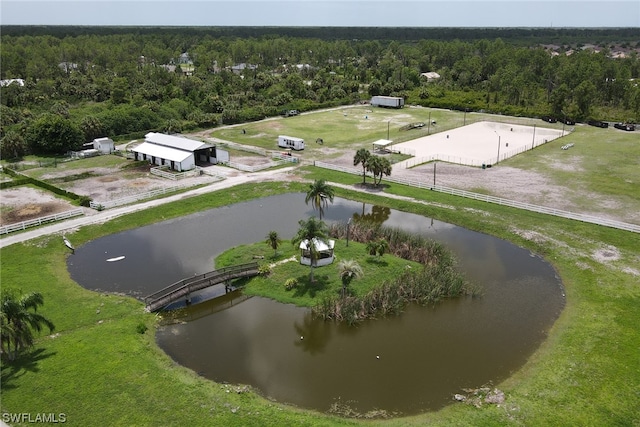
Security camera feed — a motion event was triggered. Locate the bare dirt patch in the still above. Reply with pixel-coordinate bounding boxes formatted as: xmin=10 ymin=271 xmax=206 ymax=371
xmin=0 ymin=187 xmax=76 ymax=226
xmin=98 ymin=176 xmax=119 ymax=183
xmin=592 ymin=245 xmax=621 ymax=263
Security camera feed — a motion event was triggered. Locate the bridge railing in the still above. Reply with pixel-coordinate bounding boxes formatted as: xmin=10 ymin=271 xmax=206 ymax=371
xmin=144 ymin=262 xmax=259 ymax=307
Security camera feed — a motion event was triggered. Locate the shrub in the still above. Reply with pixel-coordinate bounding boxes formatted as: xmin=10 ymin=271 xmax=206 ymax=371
xmin=258 ymin=264 xmax=272 ymax=277
xmin=284 ymin=278 xmax=298 ymax=291
xmin=136 ymin=322 xmax=148 ymax=334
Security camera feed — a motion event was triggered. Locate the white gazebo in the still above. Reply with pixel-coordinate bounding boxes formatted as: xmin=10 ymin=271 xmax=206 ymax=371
xmin=299 ymin=238 xmax=335 ymax=267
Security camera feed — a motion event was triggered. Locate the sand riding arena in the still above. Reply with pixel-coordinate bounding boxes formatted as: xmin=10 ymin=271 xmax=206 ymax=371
xmin=392 ymin=121 xmax=564 ymax=169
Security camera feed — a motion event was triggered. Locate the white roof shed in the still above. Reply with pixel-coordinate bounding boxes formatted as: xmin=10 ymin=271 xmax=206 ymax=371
xmin=372 ymin=139 xmax=394 ymax=152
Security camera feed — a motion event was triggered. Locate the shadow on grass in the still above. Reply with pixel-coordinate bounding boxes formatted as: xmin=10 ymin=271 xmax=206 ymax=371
xmin=1 ymin=347 xmax=57 ymax=391
xmin=365 ymin=257 xmax=389 ymax=267
xmin=292 ymin=273 xmax=330 ymax=299
xmin=353 ymin=182 xmax=390 ymax=193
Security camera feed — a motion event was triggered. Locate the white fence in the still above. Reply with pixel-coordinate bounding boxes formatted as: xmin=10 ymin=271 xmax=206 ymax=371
xmin=218 ymin=140 xmax=268 ymax=156
xmin=223 ymin=157 xmax=296 ymax=173
xmin=313 ymin=161 xmax=640 ymax=233
xmin=0 ymin=208 xmax=84 ymax=235
xmin=90 ymin=184 xmax=193 ymax=210
xmin=401 ymin=154 xmax=487 ymax=168
xmin=150 ymin=166 xmax=201 ymax=180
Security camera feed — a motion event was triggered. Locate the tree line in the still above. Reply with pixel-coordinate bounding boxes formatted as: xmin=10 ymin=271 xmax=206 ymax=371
xmin=1 ymin=27 xmax=638 ymax=158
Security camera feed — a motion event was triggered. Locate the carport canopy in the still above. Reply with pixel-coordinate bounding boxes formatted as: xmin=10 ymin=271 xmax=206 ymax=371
xmin=372 ymin=139 xmax=393 ymax=151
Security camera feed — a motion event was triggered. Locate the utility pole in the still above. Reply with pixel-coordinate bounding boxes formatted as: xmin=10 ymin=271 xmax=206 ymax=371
xmin=433 ymin=162 xmax=437 ymax=188
xmin=494 ymin=130 xmax=501 ymax=164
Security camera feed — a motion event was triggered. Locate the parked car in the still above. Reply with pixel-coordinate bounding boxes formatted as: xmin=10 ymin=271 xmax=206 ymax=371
xmin=541 ymin=116 xmax=557 ymax=123
xmin=588 ymin=119 xmax=609 ymax=128
xmin=282 ymin=109 xmax=299 ymax=117
xmin=560 ymin=117 xmax=575 ymax=125
xmin=613 ymin=122 xmax=635 ymax=131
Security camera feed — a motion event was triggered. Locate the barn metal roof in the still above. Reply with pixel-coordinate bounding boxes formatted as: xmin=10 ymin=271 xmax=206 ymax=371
xmin=144 ymin=132 xmax=212 ymax=152
xmin=132 ymin=142 xmax=193 ymax=163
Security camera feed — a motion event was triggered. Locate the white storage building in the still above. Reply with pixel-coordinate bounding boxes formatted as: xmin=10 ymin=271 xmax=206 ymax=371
xmin=92 ymin=137 xmax=115 ymax=154
xmin=132 ymin=133 xmax=228 ymax=172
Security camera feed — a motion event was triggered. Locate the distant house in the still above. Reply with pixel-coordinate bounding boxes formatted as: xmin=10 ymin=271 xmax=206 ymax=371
xmin=230 ymin=63 xmax=257 ymax=74
xmin=0 ymin=79 xmax=25 ymax=87
xmin=58 ymin=62 xmax=78 ymax=73
xmin=178 ymin=52 xmax=193 ymax=65
xmin=160 ymin=64 xmax=177 ymax=73
xmin=420 ymin=72 xmax=441 ymax=82
xmin=132 ymin=132 xmax=228 ymax=172
xmin=92 ymin=137 xmax=115 ymax=154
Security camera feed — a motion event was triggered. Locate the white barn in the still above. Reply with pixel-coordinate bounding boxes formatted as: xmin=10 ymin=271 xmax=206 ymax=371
xmin=132 ymin=133 xmax=228 ymax=172
xmin=92 ymin=137 xmax=115 ymax=154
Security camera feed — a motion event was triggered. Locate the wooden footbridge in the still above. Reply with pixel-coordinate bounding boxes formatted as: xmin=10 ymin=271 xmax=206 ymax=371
xmin=144 ymin=262 xmax=259 ymax=312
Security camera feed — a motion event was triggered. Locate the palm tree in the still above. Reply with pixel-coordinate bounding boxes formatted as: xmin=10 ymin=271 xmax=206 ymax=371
xmin=265 ymin=230 xmax=282 ymax=257
xmin=375 ymin=238 xmax=390 ymax=257
xmin=291 ymin=217 xmax=328 ymax=282
xmin=337 ymin=259 xmax=363 ymax=298
xmin=353 ymin=148 xmax=371 ymax=184
xmin=305 ymin=179 xmax=335 ymax=220
xmin=1 ymin=290 xmax=55 ymax=361
xmin=365 ymin=238 xmax=389 ymax=258
xmin=366 ymin=155 xmax=392 ymax=186
xmin=366 ymin=240 xmax=379 ymax=256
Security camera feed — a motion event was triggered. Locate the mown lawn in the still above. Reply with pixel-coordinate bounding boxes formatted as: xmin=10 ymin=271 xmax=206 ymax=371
xmin=216 ymin=239 xmax=424 ymax=307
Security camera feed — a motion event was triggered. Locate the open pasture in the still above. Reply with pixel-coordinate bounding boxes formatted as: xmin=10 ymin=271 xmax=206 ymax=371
xmin=206 ymin=106 xmax=566 ymax=160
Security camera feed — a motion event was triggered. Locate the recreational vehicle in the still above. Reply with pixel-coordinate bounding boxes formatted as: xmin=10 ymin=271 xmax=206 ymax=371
xmin=278 ymin=135 xmax=305 ymax=150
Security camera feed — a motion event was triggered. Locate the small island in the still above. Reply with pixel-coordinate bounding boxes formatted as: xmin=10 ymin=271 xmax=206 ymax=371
xmin=216 ymin=218 xmax=479 ymax=325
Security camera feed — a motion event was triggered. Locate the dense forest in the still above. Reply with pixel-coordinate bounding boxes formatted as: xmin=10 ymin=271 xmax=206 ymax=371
xmin=1 ymin=26 xmax=638 ymax=158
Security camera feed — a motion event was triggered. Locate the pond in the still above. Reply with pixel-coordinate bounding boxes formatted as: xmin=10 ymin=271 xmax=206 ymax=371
xmin=68 ymin=193 xmax=564 ymax=415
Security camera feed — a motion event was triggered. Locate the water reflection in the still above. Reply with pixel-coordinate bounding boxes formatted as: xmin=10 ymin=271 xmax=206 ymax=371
xmin=68 ymin=193 xmax=564 ymax=415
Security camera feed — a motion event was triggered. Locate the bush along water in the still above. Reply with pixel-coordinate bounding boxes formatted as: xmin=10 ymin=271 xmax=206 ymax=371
xmin=313 ymin=221 xmax=481 ymax=324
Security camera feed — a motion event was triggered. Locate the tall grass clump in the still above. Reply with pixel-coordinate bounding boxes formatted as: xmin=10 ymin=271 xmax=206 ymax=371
xmin=329 ymin=221 xmax=453 ymax=266
xmin=318 ymin=221 xmax=480 ymax=324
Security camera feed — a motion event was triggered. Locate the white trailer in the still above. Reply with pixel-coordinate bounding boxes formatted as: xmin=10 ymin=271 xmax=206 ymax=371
xmin=278 ymin=135 xmax=305 ymax=150
xmin=370 ymin=96 xmax=405 ymax=108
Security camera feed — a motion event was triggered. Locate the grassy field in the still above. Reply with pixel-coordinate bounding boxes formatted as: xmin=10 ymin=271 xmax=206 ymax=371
xmin=506 ymin=125 xmax=640 ymax=206
xmin=209 ymin=106 xmax=564 ymax=161
xmin=1 ymin=176 xmax=639 ymax=426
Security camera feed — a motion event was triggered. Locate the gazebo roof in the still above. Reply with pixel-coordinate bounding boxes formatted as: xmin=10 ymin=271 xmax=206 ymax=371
xmin=372 ymin=139 xmax=393 ymax=148
xmin=299 ymin=238 xmax=335 ymax=252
